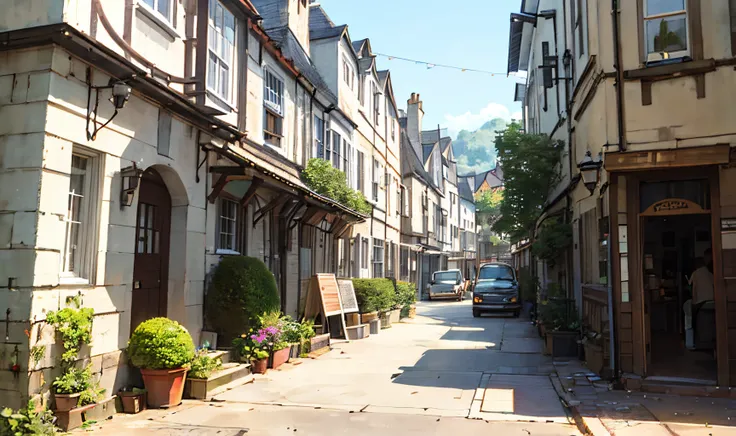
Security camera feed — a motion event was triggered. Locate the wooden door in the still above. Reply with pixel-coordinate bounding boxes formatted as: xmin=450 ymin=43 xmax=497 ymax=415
xmin=131 ymin=169 xmax=171 ymax=333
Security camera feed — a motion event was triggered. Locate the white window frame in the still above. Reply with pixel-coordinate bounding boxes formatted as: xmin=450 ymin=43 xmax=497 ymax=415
xmin=643 ymin=0 xmax=689 ymax=62
xmin=216 ymin=198 xmax=239 ymax=254
xmin=331 ymin=131 xmax=342 ymax=169
xmin=372 ymin=158 xmax=380 ymax=202
xmin=314 ymin=115 xmax=325 ymax=159
xmin=264 ymin=68 xmax=285 ymax=148
xmin=207 ymin=0 xmax=235 ymax=102
xmin=342 ymin=56 xmax=354 ymax=90
xmin=372 ymin=238 xmax=384 ymax=278
xmin=139 ymin=0 xmax=174 ymax=24
xmin=60 ymin=148 xmax=102 ymax=285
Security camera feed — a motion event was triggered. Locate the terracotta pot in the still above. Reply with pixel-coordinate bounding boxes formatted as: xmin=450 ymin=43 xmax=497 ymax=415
xmin=140 ymin=367 xmax=188 ymax=408
xmin=251 ymin=358 xmax=268 ymax=374
xmin=270 ymin=347 xmax=290 ymax=369
xmin=408 ymin=305 xmax=416 ymax=319
xmin=118 ymin=391 xmax=146 ymax=414
xmin=54 ymin=392 xmax=81 ymax=412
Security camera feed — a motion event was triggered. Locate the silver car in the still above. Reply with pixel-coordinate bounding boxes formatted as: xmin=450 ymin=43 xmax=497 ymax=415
xmin=427 ymin=269 xmax=465 ymax=301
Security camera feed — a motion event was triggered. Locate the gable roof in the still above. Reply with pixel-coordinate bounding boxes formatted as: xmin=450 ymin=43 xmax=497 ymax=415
xmin=458 ymin=178 xmax=475 ymax=202
xmin=308 ymin=4 xmax=335 ymax=32
xmin=401 ymin=131 xmax=441 ymax=193
xmin=377 ymin=70 xmax=389 ymax=86
xmin=265 ymin=26 xmax=338 ymax=104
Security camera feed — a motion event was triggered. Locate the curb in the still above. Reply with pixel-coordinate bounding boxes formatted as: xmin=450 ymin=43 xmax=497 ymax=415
xmin=548 ymin=373 xmax=611 ymax=435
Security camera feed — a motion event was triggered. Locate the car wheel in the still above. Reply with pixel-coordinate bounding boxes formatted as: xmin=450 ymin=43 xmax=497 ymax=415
xmin=513 ymin=310 xmax=520 ymax=318
xmin=472 ymin=309 xmax=480 ymax=318
xmin=427 ymin=295 xmax=433 ymax=301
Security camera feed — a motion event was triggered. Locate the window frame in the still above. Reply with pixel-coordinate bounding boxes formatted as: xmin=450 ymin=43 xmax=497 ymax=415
xmin=372 ymin=158 xmax=380 ymax=202
xmin=314 ymin=115 xmax=325 ymax=159
xmin=641 ymin=0 xmax=690 ymax=62
xmin=357 ymin=151 xmax=365 ymax=193
xmin=361 ymin=237 xmax=369 ymax=269
xmin=342 ymin=56 xmax=354 ymax=90
xmin=216 ymin=198 xmax=240 ymax=254
xmin=263 ymin=68 xmax=285 ymax=148
xmin=139 ymin=0 xmax=174 ymax=24
xmin=206 ymin=0 xmax=236 ymax=103
xmin=60 ymin=148 xmax=102 ymax=285
xmin=372 ymin=238 xmax=384 ymax=278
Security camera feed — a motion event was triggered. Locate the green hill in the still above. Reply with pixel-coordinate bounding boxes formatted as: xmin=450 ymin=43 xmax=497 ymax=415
xmin=453 ymin=118 xmax=507 ymax=175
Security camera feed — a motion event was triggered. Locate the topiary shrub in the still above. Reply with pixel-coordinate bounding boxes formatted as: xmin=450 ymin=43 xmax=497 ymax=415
xmin=128 ymin=318 xmax=195 ymax=370
xmin=395 ymin=281 xmax=417 ymax=308
xmin=206 ymin=256 xmax=280 ymax=342
xmin=352 ymin=279 xmax=395 ymax=313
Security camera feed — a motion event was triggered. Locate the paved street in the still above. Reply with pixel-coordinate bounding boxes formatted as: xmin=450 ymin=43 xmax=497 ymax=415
xmin=95 ymin=301 xmax=582 ymax=435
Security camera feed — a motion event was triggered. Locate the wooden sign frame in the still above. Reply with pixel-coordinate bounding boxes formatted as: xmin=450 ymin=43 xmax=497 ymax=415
xmin=302 ymin=274 xmax=349 ymax=340
xmin=337 ymin=279 xmax=359 ymax=314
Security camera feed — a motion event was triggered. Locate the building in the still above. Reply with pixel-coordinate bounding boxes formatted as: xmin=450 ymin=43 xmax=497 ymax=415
xmin=458 ymin=169 xmax=507 ymax=263
xmin=0 ymin=0 xmax=366 ymax=408
xmin=508 ymin=0 xmax=736 ymax=390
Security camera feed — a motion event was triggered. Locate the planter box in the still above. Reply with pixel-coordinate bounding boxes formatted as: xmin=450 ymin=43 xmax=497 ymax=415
xmin=118 ymin=391 xmax=146 ymax=414
xmin=388 ymin=308 xmax=401 ymax=324
xmin=380 ymin=312 xmax=392 ymax=329
xmin=269 ymin=347 xmax=290 ymax=369
xmin=584 ymin=342 xmax=604 ymax=375
xmin=55 ymin=397 xmax=115 ymax=432
xmin=361 ymin=311 xmax=379 ymax=323
xmin=184 ymin=363 xmax=252 ymax=399
xmin=140 ymin=367 xmax=188 ymax=408
xmin=251 ymin=358 xmax=268 ymax=374
xmin=546 ymin=331 xmax=579 ymax=358
xmin=84 ymin=396 xmax=116 ymax=421
xmin=54 ymin=392 xmax=81 ymax=412
xmin=345 ymin=313 xmax=361 ymax=326
xmin=346 ymin=324 xmax=369 ymax=340
xmin=368 ymin=318 xmax=380 ymax=335
xmin=310 ymin=333 xmax=330 ymax=352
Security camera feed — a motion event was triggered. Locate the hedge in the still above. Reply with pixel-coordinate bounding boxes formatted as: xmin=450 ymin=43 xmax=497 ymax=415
xmin=352 ymin=278 xmax=395 ymax=313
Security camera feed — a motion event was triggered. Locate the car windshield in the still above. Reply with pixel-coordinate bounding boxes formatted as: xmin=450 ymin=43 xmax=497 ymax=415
xmin=433 ymin=271 xmax=459 ymax=283
xmin=478 ymin=265 xmax=515 ymax=281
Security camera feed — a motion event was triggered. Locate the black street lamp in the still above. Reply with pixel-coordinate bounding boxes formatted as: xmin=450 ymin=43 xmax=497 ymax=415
xmin=578 ymin=151 xmax=603 ymax=193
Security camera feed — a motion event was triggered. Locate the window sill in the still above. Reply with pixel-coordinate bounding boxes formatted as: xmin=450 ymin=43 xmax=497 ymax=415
xmin=625 ymin=58 xmax=715 ymax=81
xmin=135 ymin=2 xmax=181 ymax=40
xmin=215 ymin=249 xmax=241 ymax=256
xmin=206 ymin=89 xmax=237 ymax=113
xmin=58 ymin=276 xmax=92 ymax=287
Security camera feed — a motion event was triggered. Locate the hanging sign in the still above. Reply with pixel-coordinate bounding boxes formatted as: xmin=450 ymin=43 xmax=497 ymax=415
xmin=337 ymin=279 xmax=359 ymax=314
xmin=641 ymin=198 xmax=707 ymax=216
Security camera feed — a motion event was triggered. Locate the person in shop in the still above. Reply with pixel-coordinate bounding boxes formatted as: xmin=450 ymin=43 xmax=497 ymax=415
xmin=684 ymin=248 xmax=715 ymax=349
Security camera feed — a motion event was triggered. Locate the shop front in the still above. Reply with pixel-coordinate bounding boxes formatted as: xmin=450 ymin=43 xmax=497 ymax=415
xmin=606 ymin=145 xmax=736 ymax=389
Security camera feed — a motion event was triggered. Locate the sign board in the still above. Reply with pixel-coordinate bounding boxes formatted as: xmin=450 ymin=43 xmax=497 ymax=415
xmin=302 ymin=274 xmax=349 ymax=340
xmin=337 ymin=279 xmax=359 ymax=314
xmin=641 ymin=198 xmax=707 ymax=216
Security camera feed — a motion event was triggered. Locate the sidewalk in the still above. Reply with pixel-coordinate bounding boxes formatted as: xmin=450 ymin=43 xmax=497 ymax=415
xmin=553 ymin=360 xmax=736 ymax=435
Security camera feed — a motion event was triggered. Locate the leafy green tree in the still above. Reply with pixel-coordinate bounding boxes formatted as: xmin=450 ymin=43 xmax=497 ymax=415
xmin=492 ymin=122 xmax=564 ymax=241
xmin=302 ymin=159 xmax=372 ymax=215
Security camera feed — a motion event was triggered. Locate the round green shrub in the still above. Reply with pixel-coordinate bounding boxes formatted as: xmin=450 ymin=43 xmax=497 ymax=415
xmin=127 ymin=318 xmax=195 ymax=370
xmin=206 ymin=256 xmax=280 ymax=342
xmin=352 ymin=278 xmax=395 ymax=313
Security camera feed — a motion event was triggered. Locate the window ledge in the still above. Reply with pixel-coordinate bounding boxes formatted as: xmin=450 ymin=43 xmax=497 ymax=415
xmin=206 ymin=90 xmax=237 ymax=113
xmin=135 ymin=2 xmax=181 ymax=40
xmin=58 ymin=277 xmax=91 ymax=286
xmin=215 ymin=249 xmax=241 ymax=256
xmin=625 ymin=58 xmax=715 ymax=81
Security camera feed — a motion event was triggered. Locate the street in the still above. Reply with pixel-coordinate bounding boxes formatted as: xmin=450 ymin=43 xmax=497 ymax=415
xmin=96 ymin=301 xmax=582 ymax=435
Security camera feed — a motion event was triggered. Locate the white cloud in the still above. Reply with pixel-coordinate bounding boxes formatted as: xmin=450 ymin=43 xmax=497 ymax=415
xmin=511 ymin=111 xmax=523 ymax=121
xmin=443 ymin=103 xmax=518 ymax=137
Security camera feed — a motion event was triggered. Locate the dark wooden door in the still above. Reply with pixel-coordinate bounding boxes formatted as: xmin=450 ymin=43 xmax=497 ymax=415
xmin=131 ymin=169 xmax=171 ymax=333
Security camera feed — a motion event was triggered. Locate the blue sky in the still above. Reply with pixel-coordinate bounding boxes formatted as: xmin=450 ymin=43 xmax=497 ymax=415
xmin=315 ymin=0 xmax=524 ymax=136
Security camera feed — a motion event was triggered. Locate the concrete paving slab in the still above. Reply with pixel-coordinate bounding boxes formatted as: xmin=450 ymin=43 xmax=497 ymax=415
xmin=480 ymin=374 xmax=569 ymax=423
xmin=503 ymin=322 xmax=540 ymax=338
xmin=500 ymin=337 xmax=545 ymax=354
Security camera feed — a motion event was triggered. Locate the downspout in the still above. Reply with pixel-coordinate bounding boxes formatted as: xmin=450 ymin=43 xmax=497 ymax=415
xmin=612 ymin=0 xmax=626 ymax=151
xmin=606 ymin=207 xmax=617 ymax=379
xmin=293 ymin=77 xmax=301 ymax=163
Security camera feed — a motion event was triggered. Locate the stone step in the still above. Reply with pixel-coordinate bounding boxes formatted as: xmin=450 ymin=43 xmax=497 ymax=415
xmin=184 ymin=362 xmax=253 ymax=400
xmin=207 ymin=349 xmax=232 ymax=364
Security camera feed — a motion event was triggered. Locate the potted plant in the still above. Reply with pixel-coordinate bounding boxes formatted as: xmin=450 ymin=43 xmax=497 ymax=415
xmin=582 ymin=330 xmax=605 ymax=374
xmin=540 ymin=298 xmax=580 ymax=358
xmin=127 ymin=317 xmax=195 ymax=408
xmin=51 ymin=366 xmax=91 ymax=412
xmin=118 ymin=387 xmax=147 ymax=414
xmin=232 ymin=329 xmax=270 ymax=374
xmin=184 ymin=349 xmax=224 ymax=399
xmin=353 ymin=279 xmax=394 ymax=324
xmin=396 ymin=281 xmax=417 ymax=320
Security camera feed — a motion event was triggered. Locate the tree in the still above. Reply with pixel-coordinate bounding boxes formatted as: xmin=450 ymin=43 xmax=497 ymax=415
xmin=475 ymin=188 xmax=503 ymax=228
xmin=492 ymin=122 xmax=564 ymax=241
xmin=302 ymin=158 xmax=372 ymax=215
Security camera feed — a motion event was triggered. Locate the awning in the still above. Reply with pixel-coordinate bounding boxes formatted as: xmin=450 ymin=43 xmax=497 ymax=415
xmin=507 ymin=14 xmax=536 ymax=74
xmin=416 ymin=243 xmax=443 ymax=255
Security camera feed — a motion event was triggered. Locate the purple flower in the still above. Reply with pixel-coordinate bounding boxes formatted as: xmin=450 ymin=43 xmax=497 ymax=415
xmin=265 ymin=326 xmax=279 ymax=336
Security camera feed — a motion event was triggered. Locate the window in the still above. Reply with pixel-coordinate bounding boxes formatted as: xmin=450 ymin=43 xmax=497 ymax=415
xmin=372 ymin=158 xmax=380 ymax=202
xmin=314 ymin=116 xmax=325 ymax=159
xmin=325 ymin=131 xmax=332 ymax=161
xmin=396 ymin=182 xmax=401 ymax=216
xmin=643 ymin=0 xmax=688 ymax=62
xmin=61 ymin=152 xmax=100 ymax=282
xmin=342 ymin=139 xmax=350 ymax=184
xmin=361 ymin=237 xmax=369 ymax=269
xmin=342 ymin=57 xmax=354 ymax=90
xmin=218 ymin=198 xmax=238 ymax=252
xmin=358 ymin=75 xmax=365 ymax=105
xmin=401 ymin=186 xmax=409 ymax=217
xmin=332 ymin=131 xmax=342 ymax=169
xmin=391 ymin=117 xmax=396 ymax=140
xmin=372 ymin=82 xmax=380 ymax=125
xmin=373 ymin=238 xmax=384 ymax=278
xmin=263 ymin=70 xmax=284 ymax=148
xmin=357 ymin=151 xmax=365 ymax=192
xmin=142 ymin=0 xmax=172 ymax=22
xmin=207 ymin=0 xmax=235 ymax=101
xmin=576 ymin=0 xmax=585 ymax=56
xmin=400 ymin=247 xmax=409 ymax=281
xmin=450 ymin=193 xmax=456 ymax=217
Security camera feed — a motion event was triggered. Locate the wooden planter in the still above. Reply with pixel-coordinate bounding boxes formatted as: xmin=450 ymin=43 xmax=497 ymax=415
xmin=388 ymin=308 xmax=401 ymax=324
xmin=269 ymin=347 xmax=290 ymax=369
xmin=54 ymin=392 xmax=81 ymax=412
xmin=118 ymin=391 xmax=146 ymax=414
xmin=546 ymin=331 xmax=579 ymax=358
xmin=584 ymin=342 xmax=604 ymax=374
xmin=361 ymin=311 xmax=379 ymax=323
xmin=140 ymin=367 xmax=188 ymax=408
xmin=251 ymin=358 xmax=268 ymax=374
xmin=379 ymin=312 xmax=392 ymax=329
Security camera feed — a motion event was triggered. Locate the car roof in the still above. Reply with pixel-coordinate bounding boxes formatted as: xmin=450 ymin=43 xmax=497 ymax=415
xmin=479 ymin=262 xmax=513 ymax=268
xmin=434 ymin=269 xmax=461 ymax=273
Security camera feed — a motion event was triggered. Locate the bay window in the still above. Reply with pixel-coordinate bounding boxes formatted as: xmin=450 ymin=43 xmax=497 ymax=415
xmin=207 ymin=0 xmax=235 ymax=101
xmin=643 ymin=0 xmax=689 ymax=62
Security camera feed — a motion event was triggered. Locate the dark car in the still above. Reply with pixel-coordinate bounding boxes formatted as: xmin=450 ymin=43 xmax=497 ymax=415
xmin=471 ymin=263 xmax=520 ymax=318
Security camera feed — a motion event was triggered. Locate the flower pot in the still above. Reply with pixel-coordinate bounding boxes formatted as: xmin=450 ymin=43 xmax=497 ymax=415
xmin=118 ymin=391 xmax=146 ymax=414
xmin=368 ymin=318 xmax=381 ymax=335
xmin=388 ymin=308 xmax=401 ymax=324
xmin=584 ymin=342 xmax=604 ymax=374
xmin=54 ymin=392 xmax=81 ymax=412
xmin=379 ymin=312 xmax=392 ymax=329
xmin=251 ymin=358 xmax=268 ymax=374
xmin=269 ymin=347 xmax=290 ymax=369
xmin=408 ymin=305 xmax=416 ymax=319
xmin=140 ymin=367 xmax=188 ymax=408
xmin=548 ymin=331 xmax=579 ymax=358
xmin=361 ymin=311 xmax=379 ymax=323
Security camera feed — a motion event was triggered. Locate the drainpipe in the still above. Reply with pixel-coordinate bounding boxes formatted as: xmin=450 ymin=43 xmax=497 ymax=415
xmin=606 ymin=212 xmax=617 ymax=379
xmin=612 ymin=0 xmax=626 ymax=151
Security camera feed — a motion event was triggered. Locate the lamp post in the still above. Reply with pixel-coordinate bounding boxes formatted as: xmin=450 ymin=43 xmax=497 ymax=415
xmin=578 ymin=151 xmax=603 ymax=193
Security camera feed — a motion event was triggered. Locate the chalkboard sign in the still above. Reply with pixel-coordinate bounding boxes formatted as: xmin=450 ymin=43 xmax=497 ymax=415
xmin=337 ymin=279 xmax=359 ymax=314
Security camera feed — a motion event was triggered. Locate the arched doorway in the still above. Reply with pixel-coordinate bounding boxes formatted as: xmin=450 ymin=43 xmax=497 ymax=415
xmin=131 ymin=168 xmax=172 ymax=333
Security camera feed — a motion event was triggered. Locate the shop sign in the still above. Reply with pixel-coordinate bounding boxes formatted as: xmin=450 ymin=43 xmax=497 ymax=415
xmin=641 ymin=198 xmax=707 ymax=216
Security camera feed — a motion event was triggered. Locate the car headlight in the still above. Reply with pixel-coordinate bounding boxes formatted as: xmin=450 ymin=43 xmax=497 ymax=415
xmin=473 ymin=294 xmax=483 ymax=303
xmin=509 ymin=296 xmax=517 ymax=303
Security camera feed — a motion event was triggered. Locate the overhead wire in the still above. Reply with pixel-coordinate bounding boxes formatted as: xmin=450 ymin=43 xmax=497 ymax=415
xmin=373 ymin=52 xmax=511 ymax=76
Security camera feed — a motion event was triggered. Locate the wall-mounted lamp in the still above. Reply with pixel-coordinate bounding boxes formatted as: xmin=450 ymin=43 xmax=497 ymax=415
xmin=87 ymin=79 xmax=133 ymax=141
xmin=111 ymin=81 xmax=132 ymax=109
xmin=120 ymin=163 xmax=144 ymax=207
xmin=578 ymin=151 xmax=603 ymax=193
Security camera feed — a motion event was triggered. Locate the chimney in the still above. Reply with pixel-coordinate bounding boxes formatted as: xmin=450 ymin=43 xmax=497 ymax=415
xmin=406 ymin=93 xmax=424 ymax=152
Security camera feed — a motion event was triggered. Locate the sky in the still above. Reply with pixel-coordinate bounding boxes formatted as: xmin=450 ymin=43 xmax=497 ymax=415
xmin=315 ymin=0 xmax=524 ymax=137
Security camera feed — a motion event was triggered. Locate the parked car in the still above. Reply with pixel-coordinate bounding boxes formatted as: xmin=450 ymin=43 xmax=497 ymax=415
xmin=427 ymin=269 xmax=465 ymax=301
xmin=471 ymin=263 xmax=520 ymax=318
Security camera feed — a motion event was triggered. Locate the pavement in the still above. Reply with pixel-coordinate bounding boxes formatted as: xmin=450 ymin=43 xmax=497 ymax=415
xmin=89 ymin=300 xmax=585 ymax=435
